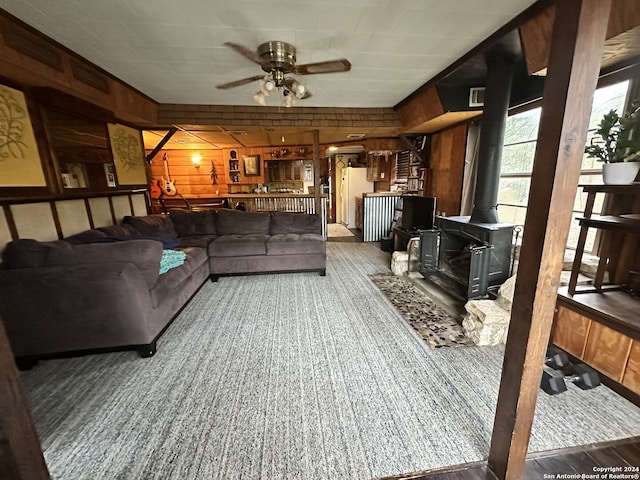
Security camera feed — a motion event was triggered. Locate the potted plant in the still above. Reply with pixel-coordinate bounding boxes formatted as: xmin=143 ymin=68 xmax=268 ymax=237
xmin=585 ymin=101 xmax=640 ymax=184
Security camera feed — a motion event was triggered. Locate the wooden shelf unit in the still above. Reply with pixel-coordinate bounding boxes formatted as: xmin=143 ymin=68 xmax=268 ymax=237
xmin=568 ymin=184 xmax=640 ymax=294
xmin=553 ymin=287 xmax=640 ymax=405
xmin=554 ymin=183 xmax=640 ymax=405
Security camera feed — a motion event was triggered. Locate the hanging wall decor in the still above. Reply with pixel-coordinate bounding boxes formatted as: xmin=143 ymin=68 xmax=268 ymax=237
xmin=108 ymin=123 xmax=147 ymax=185
xmin=0 ymin=83 xmax=46 ymax=187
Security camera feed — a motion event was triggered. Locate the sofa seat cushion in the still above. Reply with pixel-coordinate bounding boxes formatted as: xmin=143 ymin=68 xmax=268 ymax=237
xmin=209 ymin=235 xmax=269 ymax=257
xmin=215 ymin=209 xmax=271 ymax=235
xmin=266 ymin=234 xmax=326 ymax=255
xmin=149 ymin=247 xmax=207 ymax=308
xmin=169 ymin=210 xmax=217 ymax=236
xmin=178 ymin=235 xmax=217 ymax=248
xmin=270 ymin=212 xmax=322 ymax=235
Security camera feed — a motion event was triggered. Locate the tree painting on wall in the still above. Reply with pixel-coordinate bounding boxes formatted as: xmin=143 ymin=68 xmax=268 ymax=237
xmin=108 ymin=123 xmax=147 ymax=185
xmin=0 ymin=83 xmax=46 ymax=187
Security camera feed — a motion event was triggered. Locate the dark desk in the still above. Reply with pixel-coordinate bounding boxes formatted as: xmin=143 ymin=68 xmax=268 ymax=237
xmin=392 ymin=227 xmax=420 ymax=251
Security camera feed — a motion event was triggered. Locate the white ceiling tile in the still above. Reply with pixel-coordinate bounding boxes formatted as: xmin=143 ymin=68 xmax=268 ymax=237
xmin=0 ymin=0 xmax=542 ymax=108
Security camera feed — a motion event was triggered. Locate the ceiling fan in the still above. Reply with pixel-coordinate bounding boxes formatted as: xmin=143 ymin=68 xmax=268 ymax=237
xmin=216 ymin=41 xmax=351 ymax=106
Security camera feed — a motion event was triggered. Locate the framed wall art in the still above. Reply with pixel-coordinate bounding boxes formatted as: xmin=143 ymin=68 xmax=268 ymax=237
xmin=108 ymin=123 xmax=146 ymax=185
xmin=243 ymin=154 xmax=260 ymax=176
xmin=0 ymin=83 xmax=46 ymax=187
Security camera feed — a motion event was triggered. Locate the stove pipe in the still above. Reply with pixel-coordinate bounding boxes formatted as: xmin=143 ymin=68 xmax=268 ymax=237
xmin=469 ymin=56 xmax=516 ymax=224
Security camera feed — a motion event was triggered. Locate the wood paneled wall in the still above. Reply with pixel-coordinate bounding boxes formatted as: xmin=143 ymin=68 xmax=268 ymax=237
xmin=0 ymin=13 xmax=156 ymax=124
xmin=429 ymin=124 xmax=468 ymax=216
xmin=148 ymin=146 xmax=323 ymax=197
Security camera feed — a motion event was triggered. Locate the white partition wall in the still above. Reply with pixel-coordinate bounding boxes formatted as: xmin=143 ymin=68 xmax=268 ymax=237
xmin=111 ymin=195 xmax=132 ymax=222
xmin=56 ymin=199 xmax=91 ymax=238
xmin=131 ymin=193 xmax=147 ymax=216
xmin=1 ymin=193 xmax=149 ymax=256
xmin=0 ymin=209 xmax=11 ymax=254
xmin=10 ymin=203 xmax=58 ymax=241
xmin=88 ymin=197 xmax=113 ymax=228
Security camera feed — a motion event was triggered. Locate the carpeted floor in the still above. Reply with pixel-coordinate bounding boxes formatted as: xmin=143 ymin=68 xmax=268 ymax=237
xmin=20 ymin=242 xmax=640 ymax=479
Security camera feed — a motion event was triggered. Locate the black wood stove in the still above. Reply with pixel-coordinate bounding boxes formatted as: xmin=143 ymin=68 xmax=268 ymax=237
xmin=419 ymin=54 xmax=517 ymax=299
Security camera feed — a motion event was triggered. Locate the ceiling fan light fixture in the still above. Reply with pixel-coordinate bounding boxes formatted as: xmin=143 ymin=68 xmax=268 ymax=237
xmin=253 ymin=90 xmax=267 ymax=106
xmin=282 ymin=89 xmax=296 ymax=108
xmin=260 ymin=75 xmax=276 ymax=93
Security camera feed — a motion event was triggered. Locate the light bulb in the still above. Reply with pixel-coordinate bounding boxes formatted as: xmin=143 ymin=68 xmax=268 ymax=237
xmin=291 ymin=80 xmax=305 ymax=96
xmin=253 ymin=91 xmax=266 ymax=106
xmin=191 ymin=153 xmax=202 ymax=168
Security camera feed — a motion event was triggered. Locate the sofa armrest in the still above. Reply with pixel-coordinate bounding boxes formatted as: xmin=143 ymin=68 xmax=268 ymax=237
xmin=0 ymin=263 xmax=156 ymax=357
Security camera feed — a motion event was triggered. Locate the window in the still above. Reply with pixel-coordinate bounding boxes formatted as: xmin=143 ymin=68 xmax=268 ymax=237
xmin=497 ymin=80 xmax=630 ymax=253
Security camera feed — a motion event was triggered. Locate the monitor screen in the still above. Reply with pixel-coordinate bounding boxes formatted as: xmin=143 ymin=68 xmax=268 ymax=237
xmin=401 ymin=195 xmax=436 ymax=231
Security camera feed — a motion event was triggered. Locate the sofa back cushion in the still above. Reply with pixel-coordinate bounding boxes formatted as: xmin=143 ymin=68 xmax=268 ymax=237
xmin=97 ymin=224 xmax=140 ymax=238
xmin=270 ymin=212 xmax=322 ymax=235
xmin=216 ymin=209 xmax=271 ymax=235
xmin=45 ymin=240 xmax=163 ymax=287
xmin=122 ymin=215 xmax=178 ymax=239
xmin=64 ymin=229 xmax=108 ymax=244
xmin=168 ymin=209 xmax=217 ymax=236
xmin=1 ymin=239 xmax=56 ymax=269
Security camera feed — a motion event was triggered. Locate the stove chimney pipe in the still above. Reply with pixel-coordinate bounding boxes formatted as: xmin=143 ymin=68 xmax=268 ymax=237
xmin=469 ymin=56 xmax=515 ymax=224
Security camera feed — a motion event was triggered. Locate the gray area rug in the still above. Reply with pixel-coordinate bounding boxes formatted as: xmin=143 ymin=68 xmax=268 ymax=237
xmin=369 ymin=273 xmax=473 ymax=348
xmin=21 ymin=242 xmax=640 ymax=479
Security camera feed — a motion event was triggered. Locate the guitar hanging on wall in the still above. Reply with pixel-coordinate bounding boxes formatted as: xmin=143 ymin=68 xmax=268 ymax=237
xmin=160 ymin=151 xmax=177 ymax=196
xmin=149 ymin=179 xmax=162 ymax=199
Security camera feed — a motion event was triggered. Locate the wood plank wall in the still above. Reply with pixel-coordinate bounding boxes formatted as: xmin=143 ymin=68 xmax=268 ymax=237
xmin=148 ymin=146 xmax=322 ymax=197
xmin=429 ymin=124 xmax=468 ymax=216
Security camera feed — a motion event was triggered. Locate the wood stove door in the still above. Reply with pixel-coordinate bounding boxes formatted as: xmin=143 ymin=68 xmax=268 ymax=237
xmin=419 ymin=230 xmax=440 ymax=275
xmin=468 ymin=245 xmax=490 ymax=299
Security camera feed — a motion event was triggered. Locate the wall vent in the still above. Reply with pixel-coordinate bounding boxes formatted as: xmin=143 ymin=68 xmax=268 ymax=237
xmin=469 ymin=87 xmax=485 ymax=107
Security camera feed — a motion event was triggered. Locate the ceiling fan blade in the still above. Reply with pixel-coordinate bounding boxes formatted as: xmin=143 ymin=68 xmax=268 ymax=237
xmin=216 ymin=75 xmax=264 ymax=89
xmin=223 ymin=42 xmax=263 ymax=65
xmin=295 ymin=59 xmax=351 ymax=75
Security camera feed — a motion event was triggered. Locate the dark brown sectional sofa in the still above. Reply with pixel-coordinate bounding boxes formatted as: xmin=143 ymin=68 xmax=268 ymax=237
xmin=0 ymin=209 xmax=325 ymax=368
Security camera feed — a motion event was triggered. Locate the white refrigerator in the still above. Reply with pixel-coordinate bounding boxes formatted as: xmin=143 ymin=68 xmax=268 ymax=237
xmin=340 ymin=167 xmax=373 ymax=229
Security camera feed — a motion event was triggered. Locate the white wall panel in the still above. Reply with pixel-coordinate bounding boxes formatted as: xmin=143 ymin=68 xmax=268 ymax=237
xmin=111 ymin=195 xmax=132 ymax=222
xmin=0 ymin=208 xmax=13 ymax=256
xmin=56 ymin=199 xmax=90 ymax=238
xmin=131 ymin=193 xmax=148 ymax=216
xmin=11 ymin=203 xmax=58 ymax=241
xmin=88 ymin=197 xmax=113 ymax=227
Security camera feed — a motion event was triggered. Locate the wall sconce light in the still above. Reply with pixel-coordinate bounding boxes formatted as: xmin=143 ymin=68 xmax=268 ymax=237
xmin=191 ymin=153 xmax=202 ymax=168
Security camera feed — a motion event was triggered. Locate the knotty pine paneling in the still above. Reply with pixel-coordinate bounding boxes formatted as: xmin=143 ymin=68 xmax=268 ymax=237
xmin=149 ymin=147 xmax=317 ymax=198
xmin=429 ymin=123 xmax=467 ymax=216
xmin=552 ymin=306 xmax=592 ymax=359
xmin=584 ymin=322 xmax=633 ymax=382
xmin=623 ymin=341 xmax=640 ymax=395
xmin=149 ymin=149 xmax=227 ymax=197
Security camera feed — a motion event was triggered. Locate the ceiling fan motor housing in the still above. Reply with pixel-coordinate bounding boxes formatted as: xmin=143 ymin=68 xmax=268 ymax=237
xmin=258 ymin=41 xmax=297 ymax=74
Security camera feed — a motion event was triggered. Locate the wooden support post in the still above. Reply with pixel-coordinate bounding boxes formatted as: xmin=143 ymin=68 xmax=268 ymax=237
xmin=313 ymin=129 xmax=323 ymax=217
xmin=0 ymin=319 xmax=50 ymax=479
xmin=488 ymin=1 xmax=612 ymax=479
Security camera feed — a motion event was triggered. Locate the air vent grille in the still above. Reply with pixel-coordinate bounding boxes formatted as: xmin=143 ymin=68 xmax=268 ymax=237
xmin=469 ymin=87 xmax=485 ymax=107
